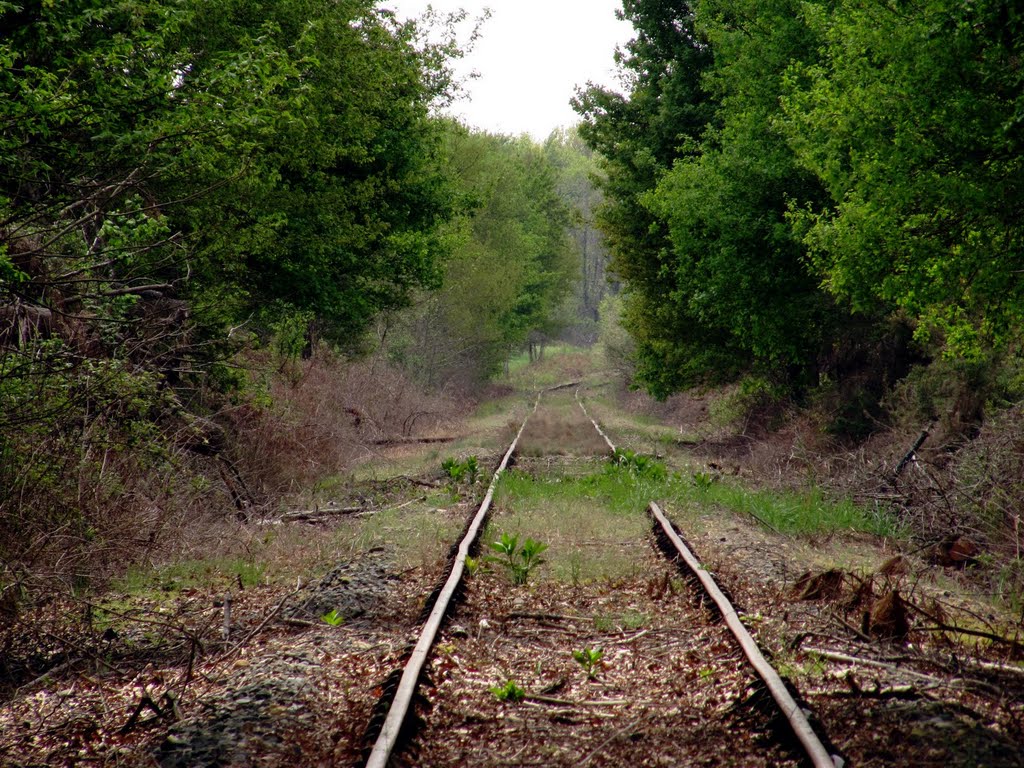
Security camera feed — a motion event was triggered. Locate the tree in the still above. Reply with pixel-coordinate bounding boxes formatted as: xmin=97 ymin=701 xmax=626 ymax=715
xmin=544 ymin=127 xmax=611 ymax=344
xmin=780 ymin=0 xmax=1024 ymax=362
xmin=637 ymin=0 xmax=837 ymax=395
xmin=0 ymin=0 xmax=463 ymax=589
xmin=574 ymin=0 xmax=839 ymax=397
xmin=394 ymin=125 xmax=577 ymax=388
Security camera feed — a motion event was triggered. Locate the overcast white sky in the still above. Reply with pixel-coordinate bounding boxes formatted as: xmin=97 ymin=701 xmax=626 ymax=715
xmin=384 ymin=1 xmax=633 ymax=140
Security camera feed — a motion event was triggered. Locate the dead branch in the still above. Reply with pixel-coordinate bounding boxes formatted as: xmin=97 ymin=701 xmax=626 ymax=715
xmin=894 ymin=426 xmax=931 ymax=477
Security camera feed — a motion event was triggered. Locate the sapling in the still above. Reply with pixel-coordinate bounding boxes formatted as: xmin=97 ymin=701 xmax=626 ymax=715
xmin=487 ymin=532 xmax=548 ymax=585
xmin=572 ymin=647 xmax=604 ymax=679
xmin=691 ymin=471 xmax=715 ymax=490
xmin=321 ymin=609 xmax=344 ymax=627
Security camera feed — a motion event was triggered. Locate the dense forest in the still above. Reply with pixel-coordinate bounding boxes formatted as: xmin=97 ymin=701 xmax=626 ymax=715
xmin=0 ymin=0 xmax=599 ymax=599
xmin=576 ymin=0 xmax=1023 ymax=409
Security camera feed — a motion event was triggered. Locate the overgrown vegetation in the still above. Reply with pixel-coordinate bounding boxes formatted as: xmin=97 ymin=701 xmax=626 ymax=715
xmin=0 ymin=1 xmax=584 ymax=622
xmin=577 ymin=0 xmax=1024 ymax=397
xmin=577 ymin=0 xmax=1024 ymax=601
xmin=495 ymin=459 xmax=898 ymax=588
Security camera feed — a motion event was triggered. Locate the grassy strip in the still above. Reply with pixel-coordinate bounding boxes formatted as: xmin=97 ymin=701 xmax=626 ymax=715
xmin=496 ymin=461 xmax=902 ymax=549
xmin=692 ymin=481 xmax=903 ymax=537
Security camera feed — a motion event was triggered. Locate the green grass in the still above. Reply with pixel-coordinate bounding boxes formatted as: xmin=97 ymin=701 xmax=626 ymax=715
xmin=113 ymin=556 xmax=267 ymax=596
xmin=492 ymin=461 xmax=903 ymax=587
xmin=346 ymin=505 xmax=465 ymax=570
xmin=491 ymin=467 xmax=654 ymax=583
xmin=686 ymin=479 xmax=904 ymax=537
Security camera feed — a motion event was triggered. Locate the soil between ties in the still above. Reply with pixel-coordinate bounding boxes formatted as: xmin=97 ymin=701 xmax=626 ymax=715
xmin=401 ymin=392 xmax=800 ymax=766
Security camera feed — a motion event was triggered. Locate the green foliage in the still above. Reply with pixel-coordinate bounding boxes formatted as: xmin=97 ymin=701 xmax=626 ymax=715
xmin=392 ymin=126 xmax=578 ymax=388
xmin=0 ymin=0 xmax=466 ymax=598
xmin=442 ymin=455 xmax=479 ymax=485
xmin=779 ymin=0 xmax=1024 ymax=360
xmin=691 ymin=471 xmax=716 ymax=491
xmin=490 ymin=678 xmax=526 ymax=703
xmin=321 ymin=609 xmax=344 ymax=627
xmin=486 ymin=532 xmax=548 ymax=585
xmin=576 ymin=0 xmax=1024 ymax=404
xmin=572 ymin=646 xmax=605 ymax=679
xmin=596 ymin=294 xmax=635 ymax=380
xmin=613 ymin=449 xmax=668 ymax=482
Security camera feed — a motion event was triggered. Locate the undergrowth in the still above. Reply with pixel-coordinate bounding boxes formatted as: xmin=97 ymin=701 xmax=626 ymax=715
xmin=498 ymin=459 xmax=901 ymax=546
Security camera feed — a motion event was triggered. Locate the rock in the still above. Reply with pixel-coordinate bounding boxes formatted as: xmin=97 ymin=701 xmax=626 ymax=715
xmin=284 ymin=557 xmax=397 ymax=623
xmin=156 ymin=655 xmax=318 ymax=768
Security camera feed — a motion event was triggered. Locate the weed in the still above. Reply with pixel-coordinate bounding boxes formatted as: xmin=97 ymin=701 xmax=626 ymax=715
xmin=490 ymin=678 xmax=526 ymax=703
xmin=487 ymin=532 xmax=548 ymax=585
xmin=442 ymin=456 xmax=479 ymax=485
xmin=613 ymin=448 xmax=667 ymax=481
xmin=691 ymin=471 xmax=716 ymax=490
xmin=321 ymin=609 xmax=344 ymax=627
xmin=464 ymin=555 xmax=481 ymax=576
xmin=572 ymin=647 xmax=604 ymax=679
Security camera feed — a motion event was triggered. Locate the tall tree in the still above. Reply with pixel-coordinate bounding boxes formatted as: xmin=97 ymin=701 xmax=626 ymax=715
xmin=780 ymin=0 xmax=1024 ymax=361
xmin=544 ymin=127 xmax=611 ymax=343
xmin=640 ymin=0 xmax=836 ymax=394
xmin=0 ymin=0 xmax=463 ymax=583
xmin=572 ymin=0 xmax=716 ymax=394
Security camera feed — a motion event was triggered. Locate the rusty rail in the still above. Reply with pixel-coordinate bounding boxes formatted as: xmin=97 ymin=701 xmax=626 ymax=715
xmin=575 ymin=386 xmax=616 ymax=453
xmin=363 ymin=392 xmax=541 ymax=768
xmin=649 ymin=502 xmax=840 ymax=767
xmin=578 ymin=387 xmax=840 ymax=767
xmin=366 ymin=386 xmax=840 ymax=768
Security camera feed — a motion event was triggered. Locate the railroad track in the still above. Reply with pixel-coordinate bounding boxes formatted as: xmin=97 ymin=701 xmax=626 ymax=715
xmin=361 ymin=386 xmax=842 ymax=768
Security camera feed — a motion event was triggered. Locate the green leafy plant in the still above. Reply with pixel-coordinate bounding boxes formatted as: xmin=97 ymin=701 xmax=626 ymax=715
xmin=490 ymin=678 xmax=526 ymax=703
xmin=691 ymin=471 xmax=716 ymax=490
xmin=464 ymin=555 xmax=481 ymax=576
xmin=321 ymin=609 xmax=344 ymax=627
xmin=572 ymin=647 xmax=604 ymax=679
xmin=486 ymin=532 xmax=548 ymax=585
xmin=442 ymin=456 xmax=480 ymax=485
xmin=464 ymin=456 xmax=479 ymax=485
xmin=613 ymin=448 xmax=667 ymax=481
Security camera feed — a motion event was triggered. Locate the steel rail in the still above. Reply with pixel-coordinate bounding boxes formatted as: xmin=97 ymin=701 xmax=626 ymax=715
xmin=648 ymin=502 xmax=840 ymax=768
xmin=575 ymin=387 xmax=616 ymax=453
xmin=363 ymin=392 xmax=541 ymax=768
xmin=576 ymin=386 xmax=839 ymax=767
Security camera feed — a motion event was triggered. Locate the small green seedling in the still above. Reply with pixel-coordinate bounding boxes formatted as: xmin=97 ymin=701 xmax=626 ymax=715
xmin=490 ymin=678 xmax=526 ymax=703
xmin=691 ymin=471 xmax=715 ymax=490
xmin=321 ymin=609 xmax=344 ymax=627
xmin=572 ymin=647 xmax=604 ymax=679
xmin=464 ymin=555 xmax=480 ymax=576
xmin=487 ymin=532 xmax=548 ymax=585
xmin=464 ymin=456 xmax=479 ymax=485
xmin=613 ymin=448 xmax=667 ymax=480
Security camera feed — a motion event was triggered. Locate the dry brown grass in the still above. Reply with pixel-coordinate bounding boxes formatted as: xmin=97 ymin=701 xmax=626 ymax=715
xmin=228 ymin=349 xmax=460 ymax=498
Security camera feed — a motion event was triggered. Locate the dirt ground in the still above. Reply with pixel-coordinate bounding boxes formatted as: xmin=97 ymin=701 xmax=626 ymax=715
xmin=2 ymin=383 xmax=1022 ymax=767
